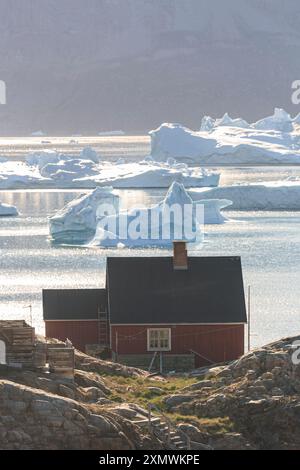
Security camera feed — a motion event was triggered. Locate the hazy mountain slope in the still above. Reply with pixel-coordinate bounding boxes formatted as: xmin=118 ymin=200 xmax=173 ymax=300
xmin=0 ymin=0 xmax=300 ymax=135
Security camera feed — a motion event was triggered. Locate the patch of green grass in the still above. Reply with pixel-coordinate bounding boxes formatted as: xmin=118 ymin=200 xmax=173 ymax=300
xmin=103 ymin=375 xmax=197 ymax=408
xmin=165 ymin=413 xmax=235 ymax=435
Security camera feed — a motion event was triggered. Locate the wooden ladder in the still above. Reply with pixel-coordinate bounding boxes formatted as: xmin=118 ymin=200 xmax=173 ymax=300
xmin=98 ymin=308 xmax=109 ymax=347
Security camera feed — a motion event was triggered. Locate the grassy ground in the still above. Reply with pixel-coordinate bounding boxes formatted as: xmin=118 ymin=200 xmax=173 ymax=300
xmin=103 ymin=374 xmax=196 ymax=409
xmin=101 ymin=374 xmax=234 ymax=436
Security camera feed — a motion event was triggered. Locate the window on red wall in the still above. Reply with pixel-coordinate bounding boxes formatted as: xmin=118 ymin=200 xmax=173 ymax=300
xmin=147 ymin=328 xmax=171 ymax=351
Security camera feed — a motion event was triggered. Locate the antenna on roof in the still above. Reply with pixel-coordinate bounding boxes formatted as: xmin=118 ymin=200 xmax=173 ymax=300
xmin=248 ymin=285 xmax=251 ymax=352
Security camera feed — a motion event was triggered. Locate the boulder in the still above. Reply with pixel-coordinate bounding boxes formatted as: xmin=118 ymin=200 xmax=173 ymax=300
xmin=164 ymin=394 xmax=192 ymax=410
xmin=58 ymin=384 xmax=75 ymax=400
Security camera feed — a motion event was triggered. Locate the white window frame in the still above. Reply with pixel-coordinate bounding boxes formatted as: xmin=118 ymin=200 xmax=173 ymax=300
xmin=147 ymin=328 xmax=171 ymax=352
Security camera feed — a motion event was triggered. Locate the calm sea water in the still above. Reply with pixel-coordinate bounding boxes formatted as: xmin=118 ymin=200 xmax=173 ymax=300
xmin=0 ymin=137 xmax=300 ymax=349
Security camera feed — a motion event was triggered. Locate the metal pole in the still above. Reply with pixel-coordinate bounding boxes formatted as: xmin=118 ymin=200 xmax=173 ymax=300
xmin=115 ymin=331 xmax=118 ymax=361
xmin=160 ymin=352 xmax=163 ymax=374
xmin=248 ymin=285 xmax=251 ymax=352
xmin=23 ymin=304 xmax=32 ymax=326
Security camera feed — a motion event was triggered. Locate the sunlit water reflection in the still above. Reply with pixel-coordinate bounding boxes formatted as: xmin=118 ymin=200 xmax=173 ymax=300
xmin=0 ymin=164 xmax=300 ymax=348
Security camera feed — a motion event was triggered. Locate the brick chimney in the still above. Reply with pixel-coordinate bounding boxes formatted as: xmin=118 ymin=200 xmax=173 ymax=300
xmin=173 ymin=241 xmax=188 ymax=270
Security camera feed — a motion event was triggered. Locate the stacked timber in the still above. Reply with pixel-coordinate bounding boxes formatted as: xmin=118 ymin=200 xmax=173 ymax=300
xmin=47 ymin=347 xmax=75 ymax=378
xmin=2 ymin=324 xmax=35 ymax=367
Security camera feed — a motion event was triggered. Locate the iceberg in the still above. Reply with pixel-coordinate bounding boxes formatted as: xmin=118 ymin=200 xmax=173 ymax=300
xmin=49 ymin=182 xmax=231 ymax=246
xmin=215 ymin=113 xmax=249 ymax=129
xmin=31 ymin=130 xmax=46 ymax=137
xmin=293 ymin=113 xmax=300 ymax=125
xmin=252 ymin=108 xmax=293 ymax=132
xmin=200 ymin=113 xmax=249 ymax=131
xmin=189 ymin=181 xmax=300 ymax=210
xmin=0 ymin=160 xmax=52 ymax=189
xmin=49 ymin=187 xmax=119 ymax=243
xmin=76 ymin=159 xmax=220 ymax=188
xmin=0 ymin=202 xmax=18 ymax=216
xmin=91 ymin=182 xmax=202 ymax=248
xmin=40 ymin=158 xmax=99 ymax=186
xmin=194 ymin=199 xmax=232 ymax=223
xmin=98 ymin=130 xmax=125 ymax=136
xmin=91 ymin=183 xmax=231 ymax=248
xmin=150 ymin=118 xmax=300 ymax=165
xmin=2 ymin=151 xmax=219 ymax=189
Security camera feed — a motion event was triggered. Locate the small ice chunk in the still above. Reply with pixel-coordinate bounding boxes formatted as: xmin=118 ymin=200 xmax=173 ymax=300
xmin=0 ymin=202 xmax=18 ymax=216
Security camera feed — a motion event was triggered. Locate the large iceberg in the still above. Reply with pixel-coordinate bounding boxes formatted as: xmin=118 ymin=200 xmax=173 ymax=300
xmin=49 ymin=183 xmax=231 ymax=246
xmin=150 ymin=115 xmax=300 ymax=164
xmin=0 ymin=202 xmax=18 ymax=216
xmin=189 ymin=181 xmax=300 ymax=210
xmin=91 ymin=182 xmax=203 ymax=248
xmin=49 ymin=187 xmax=119 ymax=243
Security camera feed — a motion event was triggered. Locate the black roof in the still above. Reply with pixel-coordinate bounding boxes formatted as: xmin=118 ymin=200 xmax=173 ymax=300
xmin=106 ymin=256 xmax=247 ymax=325
xmin=43 ymin=289 xmax=107 ymax=320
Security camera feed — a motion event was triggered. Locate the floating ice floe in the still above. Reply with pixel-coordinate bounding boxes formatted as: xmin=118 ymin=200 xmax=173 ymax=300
xmin=0 ymin=202 xmax=18 ymax=216
xmin=49 ymin=187 xmax=119 ymax=243
xmin=0 ymin=149 xmax=219 ymax=189
xmin=150 ymin=123 xmax=300 ymax=165
xmin=98 ymin=130 xmax=125 ymax=136
xmin=77 ymin=158 xmax=219 ymax=188
xmin=189 ymin=181 xmax=300 ymax=210
xmin=0 ymin=160 xmax=52 ymax=189
xmin=31 ymin=130 xmax=46 ymax=137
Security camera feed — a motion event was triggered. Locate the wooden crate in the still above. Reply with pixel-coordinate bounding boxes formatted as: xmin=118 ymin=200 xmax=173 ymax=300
xmin=47 ymin=347 xmax=74 ymax=373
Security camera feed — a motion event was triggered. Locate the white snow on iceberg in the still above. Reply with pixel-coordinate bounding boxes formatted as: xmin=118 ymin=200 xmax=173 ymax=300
xmin=200 ymin=108 xmax=293 ymax=133
xmin=252 ymin=108 xmax=293 ymax=133
xmin=189 ymin=181 xmax=300 ymax=210
xmin=0 ymin=202 xmax=18 ymax=217
xmin=200 ymin=113 xmax=249 ymax=131
xmin=49 ymin=187 xmax=119 ymax=243
xmin=150 ymin=116 xmax=300 ymax=165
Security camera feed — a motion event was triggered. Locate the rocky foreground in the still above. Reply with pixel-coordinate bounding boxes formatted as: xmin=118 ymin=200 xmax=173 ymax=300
xmin=1 ymin=335 xmax=300 ymax=450
xmin=0 ymin=341 xmax=158 ymax=450
xmin=165 ymin=335 xmax=300 ymax=450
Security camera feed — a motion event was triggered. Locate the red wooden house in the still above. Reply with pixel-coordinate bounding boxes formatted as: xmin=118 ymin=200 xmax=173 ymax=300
xmin=43 ymin=242 xmax=247 ymax=371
